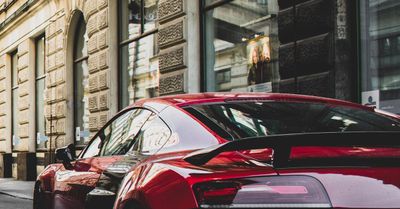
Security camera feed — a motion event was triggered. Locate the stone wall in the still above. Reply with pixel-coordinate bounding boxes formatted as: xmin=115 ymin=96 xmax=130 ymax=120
xmin=277 ymin=0 xmax=356 ymax=101
xmin=83 ymin=0 xmax=111 ymax=136
xmin=157 ymin=0 xmax=201 ymax=95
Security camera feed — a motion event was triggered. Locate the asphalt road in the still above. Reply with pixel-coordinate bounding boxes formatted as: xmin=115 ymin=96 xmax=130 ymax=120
xmin=0 ymin=194 xmax=31 ymax=209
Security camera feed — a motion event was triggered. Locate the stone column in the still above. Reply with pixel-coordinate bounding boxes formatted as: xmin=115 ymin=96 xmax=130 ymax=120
xmin=84 ymin=0 xmax=112 ymax=139
xmin=158 ymin=0 xmax=200 ymax=95
xmin=0 ymin=55 xmax=11 ymax=177
xmin=13 ymin=39 xmax=37 ymax=180
xmin=277 ymin=0 xmax=357 ymax=100
xmin=44 ymin=12 xmax=68 ymax=162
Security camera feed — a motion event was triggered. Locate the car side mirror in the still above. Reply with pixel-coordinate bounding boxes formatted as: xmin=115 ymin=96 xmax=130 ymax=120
xmin=55 ymin=144 xmax=76 ymax=170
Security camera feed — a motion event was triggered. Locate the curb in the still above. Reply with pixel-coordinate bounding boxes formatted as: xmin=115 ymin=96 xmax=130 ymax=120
xmin=0 ymin=191 xmax=33 ymax=200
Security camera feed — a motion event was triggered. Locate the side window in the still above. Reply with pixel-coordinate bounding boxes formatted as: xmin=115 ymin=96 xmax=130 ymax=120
xmin=100 ymin=108 xmax=152 ymax=156
xmin=81 ymin=137 xmax=101 ymax=159
xmin=131 ymin=115 xmax=172 ymax=155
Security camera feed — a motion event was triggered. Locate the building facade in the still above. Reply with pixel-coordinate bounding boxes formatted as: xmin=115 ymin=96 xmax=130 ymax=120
xmin=0 ymin=0 xmax=398 ymax=180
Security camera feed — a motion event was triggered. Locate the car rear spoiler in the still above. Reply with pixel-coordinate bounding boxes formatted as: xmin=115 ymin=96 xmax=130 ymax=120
xmin=183 ymin=132 xmax=400 ymax=167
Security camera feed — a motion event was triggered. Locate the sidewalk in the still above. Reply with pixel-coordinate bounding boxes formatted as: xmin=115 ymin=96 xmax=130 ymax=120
xmin=0 ymin=178 xmax=34 ymax=200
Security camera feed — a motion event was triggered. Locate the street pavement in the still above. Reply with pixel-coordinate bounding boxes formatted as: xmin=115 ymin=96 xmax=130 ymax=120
xmin=0 ymin=178 xmax=34 ymax=208
xmin=0 ymin=193 xmax=32 ymax=209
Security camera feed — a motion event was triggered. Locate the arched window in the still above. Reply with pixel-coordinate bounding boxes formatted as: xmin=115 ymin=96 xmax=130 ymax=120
xmin=73 ymin=14 xmax=89 ymax=146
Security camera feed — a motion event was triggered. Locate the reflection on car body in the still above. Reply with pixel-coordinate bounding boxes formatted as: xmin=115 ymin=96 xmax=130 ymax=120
xmin=34 ymin=93 xmax=400 ymax=209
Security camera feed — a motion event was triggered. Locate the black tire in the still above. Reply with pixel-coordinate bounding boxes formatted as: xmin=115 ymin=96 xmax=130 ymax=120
xmin=33 ymin=181 xmax=44 ymax=209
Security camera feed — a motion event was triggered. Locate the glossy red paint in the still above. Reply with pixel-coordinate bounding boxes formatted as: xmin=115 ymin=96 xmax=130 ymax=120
xmin=35 ymin=93 xmax=400 ymax=209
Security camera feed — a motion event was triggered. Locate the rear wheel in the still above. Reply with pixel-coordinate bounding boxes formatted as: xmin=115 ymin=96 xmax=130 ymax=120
xmin=33 ymin=181 xmax=43 ymax=209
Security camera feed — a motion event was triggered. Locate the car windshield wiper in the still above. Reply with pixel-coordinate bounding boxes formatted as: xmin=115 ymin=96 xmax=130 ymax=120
xmin=183 ymin=131 xmax=400 ymax=168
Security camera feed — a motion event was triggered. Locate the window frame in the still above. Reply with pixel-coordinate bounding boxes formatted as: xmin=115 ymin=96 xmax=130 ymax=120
xmin=117 ymin=0 xmax=159 ymax=110
xmin=73 ymin=14 xmax=89 ymax=148
xmin=10 ymin=50 xmax=18 ymax=150
xmin=35 ymin=34 xmax=47 ymax=151
xmin=78 ymin=107 xmax=153 ymax=159
xmin=129 ymin=114 xmax=172 ymax=156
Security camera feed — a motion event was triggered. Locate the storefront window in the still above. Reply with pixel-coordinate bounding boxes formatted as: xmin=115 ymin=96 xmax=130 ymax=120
xmin=73 ymin=15 xmax=89 ymax=145
xmin=119 ymin=0 xmax=159 ymax=109
xmin=360 ymin=0 xmax=400 ymax=114
xmin=203 ymin=0 xmax=279 ymax=92
xmin=11 ymin=51 xmax=18 ymax=150
xmin=36 ymin=35 xmax=47 ymax=149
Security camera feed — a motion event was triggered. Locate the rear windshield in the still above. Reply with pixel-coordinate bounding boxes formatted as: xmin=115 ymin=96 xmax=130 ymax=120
xmin=183 ymin=101 xmax=400 ymax=141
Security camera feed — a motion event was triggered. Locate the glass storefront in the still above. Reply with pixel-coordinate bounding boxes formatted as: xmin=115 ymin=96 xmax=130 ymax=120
xmin=360 ymin=0 xmax=400 ymax=114
xmin=203 ymin=0 xmax=279 ymax=92
xmin=74 ymin=15 xmax=90 ymax=145
xmin=119 ymin=0 xmax=159 ymax=109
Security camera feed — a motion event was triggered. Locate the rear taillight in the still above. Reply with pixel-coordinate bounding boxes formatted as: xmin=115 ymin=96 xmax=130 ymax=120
xmin=193 ymin=176 xmax=331 ymax=208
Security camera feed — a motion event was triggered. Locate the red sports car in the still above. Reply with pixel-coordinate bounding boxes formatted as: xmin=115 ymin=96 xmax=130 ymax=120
xmin=34 ymin=93 xmax=400 ymax=209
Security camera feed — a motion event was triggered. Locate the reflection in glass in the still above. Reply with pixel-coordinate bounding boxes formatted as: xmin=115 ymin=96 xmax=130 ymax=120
xmin=74 ymin=16 xmax=89 ymax=145
xmin=11 ymin=51 xmax=18 ymax=149
xmin=204 ymin=0 xmax=279 ymax=92
xmin=36 ymin=36 xmax=47 ymax=149
xmin=144 ymin=0 xmax=158 ymax=31
xmin=120 ymin=34 xmax=159 ymax=107
xmin=360 ymin=0 xmax=400 ymax=114
xmin=120 ymin=0 xmax=141 ymax=40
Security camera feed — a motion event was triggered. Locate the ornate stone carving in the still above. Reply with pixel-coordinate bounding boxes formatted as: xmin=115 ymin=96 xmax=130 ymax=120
xmin=98 ymin=113 xmax=108 ymax=129
xmin=56 ymin=33 xmax=64 ymax=51
xmin=89 ymin=75 xmax=98 ymax=93
xmin=88 ymin=94 xmax=98 ymax=112
xmin=158 ymin=20 xmax=185 ymax=49
xmin=88 ymin=54 xmax=99 ymax=73
xmin=98 ymin=92 xmax=109 ymax=110
xmin=47 ymin=54 xmax=56 ymax=72
xmin=97 ymin=30 xmax=108 ymax=49
xmin=98 ymin=71 xmax=108 ymax=90
xmin=97 ymin=9 xmax=108 ymax=30
xmin=56 ymin=84 xmax=65 ymax=101
xmin=55 ymin=51 xmax=65 ymax=67
xmin=87 ymin=14 xmax=98 ymax=38
xmin=158 ymin=0 xmax=184 ymax=23
xmin=159 ymin=47 xmax=185 ymax=73
xmin=159 ymin=73 xmax=185 ymax=95
xmin=56 ymin=102 xmax=66 ymax=118
xmin=89 ymin=115 xmax=98 ymax=131
xmin=88 ymin=34 xmax=98 ymax=54
xmin=98 ymin=50 xmax=108 ymax=70
xmin=98 ymin=0 xmax=108 ymax=10
xmin=85 ymin=0 xmax=97 ymax=18
xmin=56 ymin=119 xmax=66 ymax=135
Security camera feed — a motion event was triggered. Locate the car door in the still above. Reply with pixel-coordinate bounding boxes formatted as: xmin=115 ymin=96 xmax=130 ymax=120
xmin=52 ymin=108 xmax=152 ymax=209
